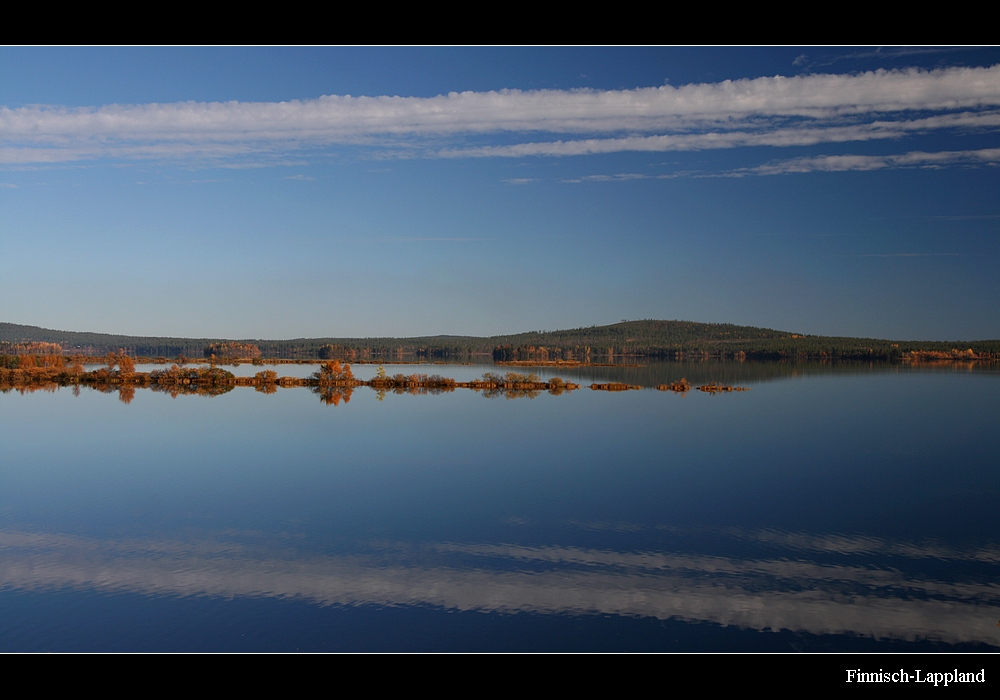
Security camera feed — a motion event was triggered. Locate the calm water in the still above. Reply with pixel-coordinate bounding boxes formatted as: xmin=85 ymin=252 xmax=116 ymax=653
xmin=2 ymin=361 xmax=999 ymax=651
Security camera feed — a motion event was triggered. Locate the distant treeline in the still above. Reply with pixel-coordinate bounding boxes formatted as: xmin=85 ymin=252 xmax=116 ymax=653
xmin=3 ymin=320 xmax=998 ymax=362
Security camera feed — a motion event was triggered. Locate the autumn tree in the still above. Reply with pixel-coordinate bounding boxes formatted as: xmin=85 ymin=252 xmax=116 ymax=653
xmin=118 ymin=354 xmax=136 ymax=376
xmin=313 ymin=361 xmax=354 ymax=384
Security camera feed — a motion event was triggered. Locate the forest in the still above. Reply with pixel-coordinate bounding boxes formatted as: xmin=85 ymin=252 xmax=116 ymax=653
xmin=2 ymin=320 xmax=998 ymax=362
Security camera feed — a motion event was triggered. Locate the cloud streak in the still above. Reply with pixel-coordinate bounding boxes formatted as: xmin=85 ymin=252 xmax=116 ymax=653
xmin=2 ymin=65 xmax=998 ymax=165
xmin=566 ymin=148 xmax=1000 ymax=181
xmin=440 ymin=111 xmax=1000 ymax=158
xmin=751 ymin=147 xmax=1000 ymax=175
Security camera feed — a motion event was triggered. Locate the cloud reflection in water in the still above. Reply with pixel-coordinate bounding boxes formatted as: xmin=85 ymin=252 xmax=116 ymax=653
xmin=2 ymin=527 xmax=997 ymax=647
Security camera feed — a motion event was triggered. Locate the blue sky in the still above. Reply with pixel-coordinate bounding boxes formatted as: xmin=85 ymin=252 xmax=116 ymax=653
xmin=1 ymin=47 xmax=998 ymax=341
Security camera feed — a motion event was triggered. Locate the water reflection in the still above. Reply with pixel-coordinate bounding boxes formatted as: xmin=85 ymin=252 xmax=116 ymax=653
xmin=2 ymin=527 xmax=997 ymax=647
xmin=3 ymin=361 xmax=998 ymax=650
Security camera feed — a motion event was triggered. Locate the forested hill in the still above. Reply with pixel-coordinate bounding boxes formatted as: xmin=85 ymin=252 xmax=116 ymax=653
xmin=2 ymin=320 xmax=998 ymax=361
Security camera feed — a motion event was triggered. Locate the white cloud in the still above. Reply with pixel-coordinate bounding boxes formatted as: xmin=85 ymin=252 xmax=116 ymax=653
xmin=1 ymin=65 xmax=998 ymax=165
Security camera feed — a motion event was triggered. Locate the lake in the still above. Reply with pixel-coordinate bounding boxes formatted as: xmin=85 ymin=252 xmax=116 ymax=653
xmin=2 ymin=360 xmax=999 ymax=651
